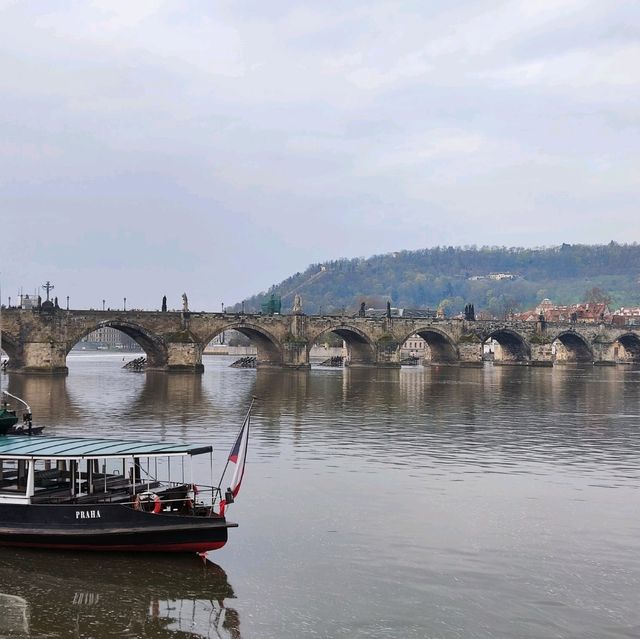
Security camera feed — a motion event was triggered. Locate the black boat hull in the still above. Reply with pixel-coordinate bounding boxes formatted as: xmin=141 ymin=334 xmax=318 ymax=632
xmin=0 ymin=503 xmax=235 ymax=553
xmin=6 ymin=426 xmax=45 ymax=436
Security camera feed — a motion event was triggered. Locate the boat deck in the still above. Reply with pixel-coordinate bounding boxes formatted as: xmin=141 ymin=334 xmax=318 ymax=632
xmin=0 ymin=434 xmax=219 ymax=515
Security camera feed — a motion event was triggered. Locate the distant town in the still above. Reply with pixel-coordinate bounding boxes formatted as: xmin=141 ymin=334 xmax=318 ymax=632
xmin=73 ymin=326 xmax=141 ymax=352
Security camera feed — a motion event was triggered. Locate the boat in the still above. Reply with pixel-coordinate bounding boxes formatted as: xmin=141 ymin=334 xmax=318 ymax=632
xmin=0 ymin=401 xmax=252 ymax=553
xmin=6 ymin=423 xmax=45 ymax=436
xmin=0 ymin=402 xmax=18 ymax=434
xmin=0 ymin=390 xmax=43 ymax=436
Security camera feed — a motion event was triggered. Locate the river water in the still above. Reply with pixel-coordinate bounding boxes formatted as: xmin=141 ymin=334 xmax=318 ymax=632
xmin=1 ymin=353 xmax=639 ymax=639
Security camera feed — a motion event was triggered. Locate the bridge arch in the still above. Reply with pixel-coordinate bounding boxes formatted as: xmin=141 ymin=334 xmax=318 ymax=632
xmin=552 ymin=331 xmax=593 ymax=363
xmin=615 ymin=333 xmax=640 ymax=363
xmin=0 ymin=331 xmax=19 ymax=369
xmin=202 ymin=323 xmax=283 ymax=367
xmin=308 ymin=325 xmax=376 ymax=367
xmin=400 ymin=327 xmax=458 ymax=364
xmin=483 ymin=329 xmax=530 ymax=362
xmin=67 ymin=321 xmax=168 ymax=369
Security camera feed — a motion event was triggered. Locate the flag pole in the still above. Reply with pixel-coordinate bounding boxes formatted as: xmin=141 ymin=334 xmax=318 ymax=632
xmin=216 ymin=396 xmax=256 ymax=492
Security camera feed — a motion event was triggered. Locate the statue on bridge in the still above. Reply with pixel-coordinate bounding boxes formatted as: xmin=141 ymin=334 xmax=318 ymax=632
xmin=292 ymin=294 xmax=303 ymax=315
xmin=464 ymin=303 xmax=476 ymax=321
xmin=161 ymin=295 xmax=167 ymax=313
xmin=182 ymin=293 xmax=189 ymax=313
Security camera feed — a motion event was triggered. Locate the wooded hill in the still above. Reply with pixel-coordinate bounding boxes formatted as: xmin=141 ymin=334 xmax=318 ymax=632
xmin=233 ymin=243 xmax=640 ymax=317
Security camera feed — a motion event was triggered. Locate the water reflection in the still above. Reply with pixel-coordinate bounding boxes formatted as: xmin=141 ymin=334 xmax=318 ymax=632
xmin=5 ymin=374 xmax=81 ymax=424
xmin=5 ymin=361 xmax=640 ymax=473
xmin=3 ymin=358 xmax=640 ymax=637
xmin=247 ymin=364 xmax=640 ymax=475
xmin=132 ymin=371 xmax=211 ymax=430
xmin=0 ymin=550 xmax=240 ymax=639
xmin=0 ymin=593 xmax=29 ymax=637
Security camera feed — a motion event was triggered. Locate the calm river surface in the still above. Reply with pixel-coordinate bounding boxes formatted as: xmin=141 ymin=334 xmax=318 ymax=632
xmin=1 ymin=354 xmax=640 ymax=639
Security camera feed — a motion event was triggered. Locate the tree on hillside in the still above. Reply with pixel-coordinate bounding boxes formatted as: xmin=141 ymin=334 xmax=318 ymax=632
xmin=583 ymin=287 xmax=612 ymax=306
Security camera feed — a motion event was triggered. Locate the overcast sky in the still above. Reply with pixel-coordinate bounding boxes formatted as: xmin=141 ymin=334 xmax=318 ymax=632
xmin=1 ymin=0 xmax=638 ymax=310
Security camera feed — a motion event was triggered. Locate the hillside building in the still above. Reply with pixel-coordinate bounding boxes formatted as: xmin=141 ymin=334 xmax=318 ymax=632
xmin=514 ymin=299 xmax=610 ymax=323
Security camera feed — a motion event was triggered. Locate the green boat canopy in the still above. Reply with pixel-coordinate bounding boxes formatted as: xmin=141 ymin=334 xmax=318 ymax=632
xmin=0 ymin=436 xmax=213 ymax=460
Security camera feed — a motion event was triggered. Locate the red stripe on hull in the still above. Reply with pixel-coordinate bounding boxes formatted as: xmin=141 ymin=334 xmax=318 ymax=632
xmin=0 ymin=540 xmax=227 ymax=553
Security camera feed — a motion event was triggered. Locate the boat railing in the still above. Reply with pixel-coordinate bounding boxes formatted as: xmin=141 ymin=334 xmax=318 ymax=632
xmin=120 ymin=482 xmax=223 ymax=515
xmin=161 ymin=483 xmax=222 ymax=506
xmin=133 ymin=480 xmax=222 ymax=504
xmin=32 ymin=478 xmax=223 ymax=512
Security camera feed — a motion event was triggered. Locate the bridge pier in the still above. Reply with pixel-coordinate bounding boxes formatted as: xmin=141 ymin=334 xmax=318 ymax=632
xmin=372 ymin=340 xmax=401 ymax=368
xmin=8 ymin=341 xmax=69 ymax=375
xmin=457 ymin=343 xmax=483 ymax=366
xmin=280 ymin=315 xmax=310 ymax=369
xmin=591 ymin=341 xmax=617 ymax=366
xmin=530 ymin=343 xmax=554 ymax=366
xmin=162 ymin=342 xmax=204 ymax=373
xmin=281 ymin=341 xmax=310 ymax=369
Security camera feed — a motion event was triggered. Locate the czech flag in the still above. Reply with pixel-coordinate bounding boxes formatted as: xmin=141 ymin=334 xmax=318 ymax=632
xmin=219 ymin=403 xmax=252 ymax=516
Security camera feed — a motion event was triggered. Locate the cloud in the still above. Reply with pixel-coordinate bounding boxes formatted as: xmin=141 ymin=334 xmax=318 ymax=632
xmin=0 ymin=0 xmax=638 ymax=307
xmin=483 ymin=44 xmax=640 ymax=89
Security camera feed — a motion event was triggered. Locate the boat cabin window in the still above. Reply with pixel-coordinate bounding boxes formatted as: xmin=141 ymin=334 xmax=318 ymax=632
xmin=0 ymin=459 xmax=27 ymax=494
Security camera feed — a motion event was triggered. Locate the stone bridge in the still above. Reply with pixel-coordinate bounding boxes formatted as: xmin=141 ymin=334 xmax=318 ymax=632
xmin=2 ymin=307 xmax=640 ymax=374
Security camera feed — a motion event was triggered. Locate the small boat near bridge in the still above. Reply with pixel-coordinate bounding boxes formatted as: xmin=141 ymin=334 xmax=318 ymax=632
xmin=0 ymin=390 xmax=43 ymax=436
